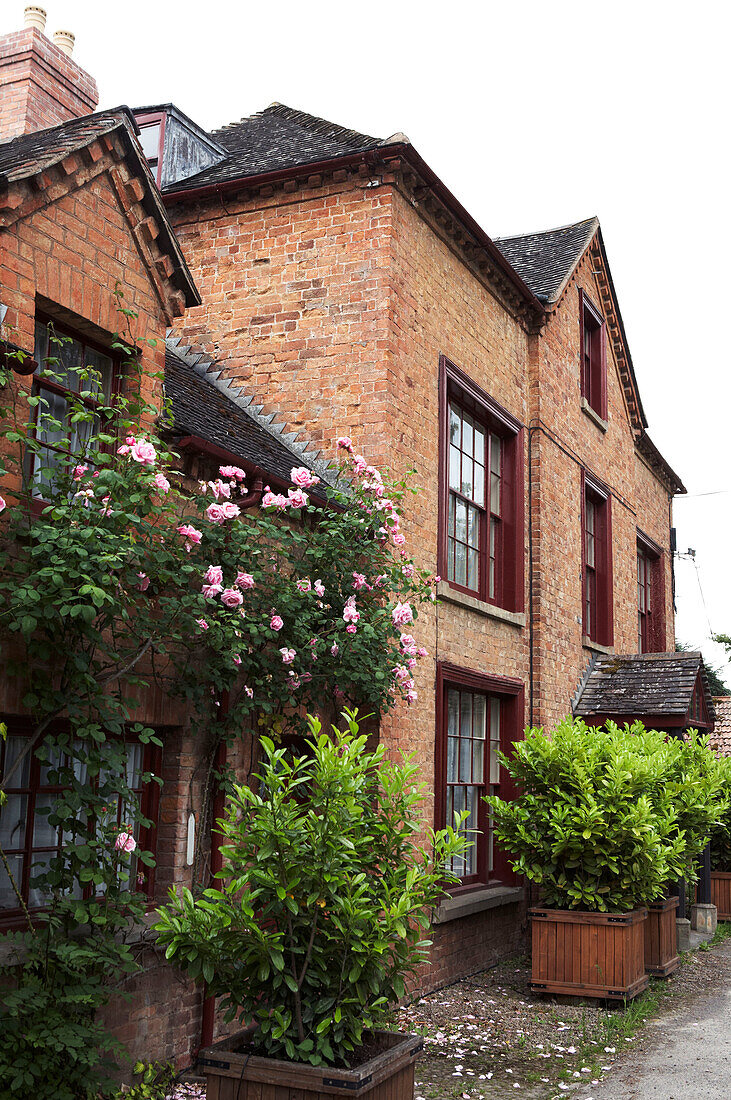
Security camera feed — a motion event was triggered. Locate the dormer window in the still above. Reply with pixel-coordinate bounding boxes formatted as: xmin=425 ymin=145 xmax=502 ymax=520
xmin=136 ymin=112 xmax=167 ymax=185
xmin=579 ymin=290 xmax=607 ymax=421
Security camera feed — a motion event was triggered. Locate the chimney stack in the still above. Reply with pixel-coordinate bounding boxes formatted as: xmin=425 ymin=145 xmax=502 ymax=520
xmin=52 ymin=29 xmax=74 ymax=56
xmin=23 ymin=6 xmax=47 ymax=31
xmin=0 ymin=7 xmax=98 ymax=142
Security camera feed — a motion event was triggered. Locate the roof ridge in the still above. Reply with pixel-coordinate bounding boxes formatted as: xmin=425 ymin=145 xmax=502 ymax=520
xmin=495 ymin=215 xmax=598 ymax=244
xmin=212 ymin=101 xmax=381 ymax=148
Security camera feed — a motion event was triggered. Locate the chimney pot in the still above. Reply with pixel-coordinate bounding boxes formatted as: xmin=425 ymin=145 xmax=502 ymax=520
xmin=23 ymin=6 xmax=47 ymax=31
xmin=52 ymin=29 xmax=75 ymax=56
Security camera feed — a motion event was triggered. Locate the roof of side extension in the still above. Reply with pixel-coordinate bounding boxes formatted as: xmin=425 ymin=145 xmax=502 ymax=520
xmin=163 ymin=102 xmax=385 ymax=194
xmin=0 ymin=107 xmax=199 ymax=309
xmin=164 ymin=339 xmax=337 ymax=497
xmin=494 ymin=217 xmax=599 ymax=304
xmin=573 ymin=651 xmax=716 ymax=723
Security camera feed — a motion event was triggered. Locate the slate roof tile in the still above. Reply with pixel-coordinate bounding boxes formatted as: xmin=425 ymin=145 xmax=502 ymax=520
xmin=0 ymin=107 xmax=137 ymax=182
xmin=164 ymin=342 xmax=337 ymax=498
xmin=494 ymin=217 xmax=598 ymax=303
xmin=710 ymin=697 xmax=731 ymax=756
xmin=573 ymin=651 xmax=716 ymax=722
xmin=163 ymin=103 xmax=385 ymax=194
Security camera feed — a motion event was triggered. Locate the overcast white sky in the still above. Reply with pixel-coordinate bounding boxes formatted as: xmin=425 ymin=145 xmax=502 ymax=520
xmin=30 ymin=0 xmax=731 ymax=682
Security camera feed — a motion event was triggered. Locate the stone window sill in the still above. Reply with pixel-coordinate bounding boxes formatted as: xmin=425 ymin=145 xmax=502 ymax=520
xmin=582 ymin=636 xmax=614 ymax=655
xmin=581 ymin=398 xmax=608 ymax=433
xmin=434 ymin=885 xmax=524 ymax=924
xmin=436 ymin=582 xmax=525 ymax=628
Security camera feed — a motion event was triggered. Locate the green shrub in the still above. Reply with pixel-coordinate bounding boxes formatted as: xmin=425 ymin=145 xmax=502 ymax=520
xmin=485 ymin=718 xmax=727 ymax=912
xmin=115 ymin=1061 xmax=177 ymax=1099
xmin=154 ymin=712 xmax=468 ymax=1067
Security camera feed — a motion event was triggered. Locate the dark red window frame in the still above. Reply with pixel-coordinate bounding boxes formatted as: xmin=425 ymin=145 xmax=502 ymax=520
xmin=581 ymin=469 xmax=613 ymax=647
xmin=438 ymin=355 xmax=524 ymax=612
xmin=579 ymin=290 xmax=607 ymax=420
xmin=689 ymin=677 xmax=712 ymax=730
xmin=637 ymin=530 xmax=666 ymax=653
xmin=135 ymin=110 xmax=167 ymax=186
xmin=435 ymin=662 xmax=524 ymax=891
xmin=0 ymin=726 xmax=161 ymax=929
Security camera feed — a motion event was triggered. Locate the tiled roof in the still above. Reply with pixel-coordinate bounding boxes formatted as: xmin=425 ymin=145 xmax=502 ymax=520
xmin=164 ymin=338 xmax=337 ymax=496
xmin=163 ymin=103 xmax=385 ymax=194
xmin=0 ymin=107 xmax=199 ymax=308
xmin=494 ymin=217 xmax=598 ymax=303
xmin=710 ymin=697 xmax=731 ymax=756
xmin=573 ymin=651 xmax=716 ymax=722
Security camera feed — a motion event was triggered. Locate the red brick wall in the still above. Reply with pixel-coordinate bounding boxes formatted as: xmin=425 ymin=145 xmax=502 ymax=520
xmin=0 ymin=27 xmax=98 ymax=141
xmin=528 ymin=244 xmax=675 ymax=730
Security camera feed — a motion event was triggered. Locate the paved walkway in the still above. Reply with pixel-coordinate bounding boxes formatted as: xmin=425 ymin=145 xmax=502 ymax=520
xmin=587 ymin=938 xmax=731 ymax=1099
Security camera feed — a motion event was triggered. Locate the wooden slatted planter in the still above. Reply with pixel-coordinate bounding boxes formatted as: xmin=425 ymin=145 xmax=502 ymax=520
xmin=711 ymin=872 xmax=731 ymax=919
xmin=198 ymin=1030 xmax=423 ymax=1099
xmin=529 ymin=907 xmax=649 ymax=1000
xmin=644 ymin=895 xmax=679 ymax=977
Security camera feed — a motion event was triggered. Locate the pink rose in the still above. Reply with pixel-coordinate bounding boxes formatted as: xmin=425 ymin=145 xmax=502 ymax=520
xmin=131 ymin=439 xmax=157 ymax=466
xmin=205 ymin=502 xmax=226 ymax=524
xmin=337 ymin=436 xmax=353 ymax=452
xmin=270 ymin=615 xmax=284 ymax=631
xmin=331 ymin=643 xmax=339 ymax=657
xmin=314 ymin=579 xmax=325 ymax=597
xmin=417 ymin=647 xmax=428 ymax=658
xmin=346 ymin=624 xmax=357 ymax=635
xmin=291 ymin=466 xmax=320 ymax=489
xmin=352 ymin=573 xmax=367 ymax=590
xmin=221 ymin=587 xmax=244 ymax=609
xmin=117 ymin=444 xmax=130 ymax=455
xmin=434 ymin=575 xmax=441 ymax=584
xmin=114 ymin=831 xmax=137 ymax=854
xmin=137 ymin=572 xmax=150 ymax=592
xmin=262 ymin=491 xmax=288 ymax=508
xmin=204 ymin=565 xmax=223 ymax=585
xmin=236 ymin=572 xmax=255 ymax=589
xmin=393 ymin=532 xmax=406 ymax=547
xmin=342 ymin=596 xmax=360 ymax=624
xmin=287 ymin=488 xmax=308 ymax=509
xmin=202 ymin=583 xmax=223 ymax=599
xmin=153 ymin=471 xmax=170 ymax=494
xmin=178 ymin=524 xmax=202 ymax=551
xmin=391 ymin=602 xmax=414 ymax=627
xmin=375 ymin=574 xmax=388 ymax=587
xmin=352 ymin=455 xmax=367 ymax=475
xmin=221 ymin=501 xmax=241 ymax=520
xmin=195 ymin=618 xmax=209 ymax=631
xmin=209 ymin=478 xmax=231 ymax=500
xmin=406 ymin=689 xmax=418 ymax=705
xmin=220 ymin=465 xmax=246 ymax=480
xmin=73 ymin=464 xmax=88 ymax=481
xmin=125 ymin=435 xmax=136 ymax=445
xmin=244 ymin=686 xmax=254 ymax=698
xmin=280 ymin=647 xmax=296 ymax=664
xmin=233 ymin=654 xmax=242 ymax=666
xmin=402 ymin=563 xmax=415 ymax=578
xmin=296 ymin=578 xmax=312 ymax=593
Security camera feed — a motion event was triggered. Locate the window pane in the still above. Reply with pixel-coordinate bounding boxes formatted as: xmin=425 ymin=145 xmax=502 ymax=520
xmin=462 ymin=416 xmax=473 ymax=457
xmin=454 ymin=539 xmax=467 ymax=586
xmin=449 ymin=405 xmax=460 ymax=446
xmin=460 ymin=692 xmax=473 ymax=742
xmin=490 ymin=698 xmax=501 ymax=784
xmin=449 ymin=445 xmax=461 ymax=491
xmin=461 ymin=456 xmax=474 ymax=499
xmin=472 ymin=739 xmax=484 ymax=777
xmin=473 ymin=425 xmax=485 ymax=464
xmin=2 ymin=736 xmax=31 ymax=788
xmin=455 ymin=498 xmax=467 ymax=543
xmin=473 ymin=461 xmax=485 ymax=507
xmin=125 ymin=743 xmax=144 ymax=790
xmin=58 ymin=337 xmax=83 ymax=391
xmin=32 ymin=794 xmax=60 ymax=848
xmin=464 ymin=786 xmax=477 ymax=876
xmin=0 ymin=854 xmax=24 ymax=910
xmin=467 ymin=504 xmax=479 ymax=549
xmin=28 ymin=853 xmax=54 ymax=908
xmin=0 ymin=794 xmax=27 ymax=850
xmin=447 ymin=689 xmax=459 ymax=735
xmin=473 ymin=695 xmax=486 ymax=740
xmin=467 ymin=548 xmax=479 ymax=592
xmin=139 ymin=123 xmax=161 ymax=161
xmin=447 ymin=738 xmax=458 ymax=782
xmin=447 ymin=539 xmax=455 ymax=582
xmin=85 ymin=348 xmax=113 ymax=401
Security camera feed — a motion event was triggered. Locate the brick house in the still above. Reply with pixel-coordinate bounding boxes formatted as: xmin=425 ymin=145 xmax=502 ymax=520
xmin=0 ymin=7 xmax=718 ymax=1073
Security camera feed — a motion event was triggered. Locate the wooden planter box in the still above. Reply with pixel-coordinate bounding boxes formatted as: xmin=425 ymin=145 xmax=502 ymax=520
xmin=644 ymin=895 xmax=679 ymax=977
xmin=530 ymin=906 xmax=649 ymax=1000
xmin=711 ymin=871 xmax=731 ymax=919
xmin=198 ymin=1030 xmax=423 ymax=1099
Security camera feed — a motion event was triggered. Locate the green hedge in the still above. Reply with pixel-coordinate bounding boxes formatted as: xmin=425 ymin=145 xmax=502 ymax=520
xmin=486 ymin=718 xmax=729 ymax=912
